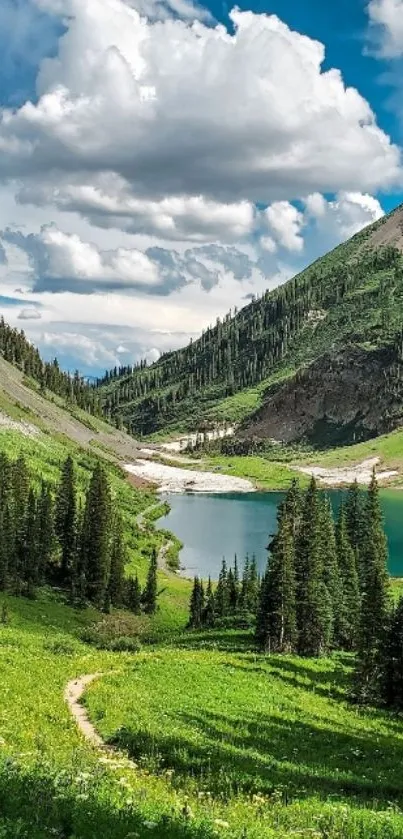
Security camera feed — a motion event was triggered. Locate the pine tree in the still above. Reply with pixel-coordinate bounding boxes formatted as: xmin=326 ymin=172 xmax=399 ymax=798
xmin=37 ymin=483 xmax=55 ymax=584
xmin=380 ymin=597 xmax=403 ymax=709
xmin=335 ymin=503 xmax=360 ymax=650
xmin=24 ymin=488 xmax=39 ymax=598
xmin=0 ymin=506 xmax=9 ymax=591
xmin=296 ymin=477 xmax=332 ymax=656
xmin=318 ymin=494 xmax=341 ymax=647
xmin=246 ymin=555 xmax=259 ymax=613
xmin=203 ymin=576 xmax=215 ymax=627
xmin=240 ymin=556 xmax=250 ymax=611
xmin=82 ymin=463 xmax=112 ymax=608
xmin=127 ymin=575 xmax=142 ymax=614
xmin=215 ymin=559 xmax=229 ymax=617
xmin=55 ymin=456 xmax=77 ymax=585
xmin=256 ymin=499 xmax=297 ymax=652
xmin=188 ymin=577 xmax=205 ymax=628
xmin=142 ymin=547 xmax=158 ymax=615
xmin=228 ymin=567 xmax=239 ymax=613
xmin=354 ymin=470 xmax=390 ymax=701
xmin=345 ymin=479 xmax=365 ymax=588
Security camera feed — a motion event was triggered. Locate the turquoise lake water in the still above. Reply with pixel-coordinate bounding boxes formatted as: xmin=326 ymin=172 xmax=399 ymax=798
xmin=158 ymin=491 xmax=403 ymax=579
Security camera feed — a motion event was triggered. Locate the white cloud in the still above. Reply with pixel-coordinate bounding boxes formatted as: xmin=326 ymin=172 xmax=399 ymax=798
xmin=18 ymin=178 xmax=255 ymax=242
xmin=0 ymin=0 xmax=399 ymax=219
xmin=304 ymin=190 xmax=384 ymax=239
xmin=367 ymin=0 xmax=403 ymax=57
xmin=264 ymin=201 xmax=304 ymax=252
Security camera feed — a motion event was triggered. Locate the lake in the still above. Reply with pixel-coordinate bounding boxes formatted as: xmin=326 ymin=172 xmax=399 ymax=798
xmin=158 ymin=491 xmax=403 ymax=579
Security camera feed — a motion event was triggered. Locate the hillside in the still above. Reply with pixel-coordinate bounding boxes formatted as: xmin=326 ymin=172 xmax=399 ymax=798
xmin=96 ymin=203 xmax=403 ymax=441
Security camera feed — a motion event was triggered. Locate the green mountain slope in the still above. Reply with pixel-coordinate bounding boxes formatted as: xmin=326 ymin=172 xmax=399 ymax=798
xmin=97 ymin=203 xmax=403 ymax=440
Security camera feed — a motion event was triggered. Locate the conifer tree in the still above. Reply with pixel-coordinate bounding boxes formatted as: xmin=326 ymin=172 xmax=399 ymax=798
xmin=215 ymin=559 xmax=229 ymax=617
xmin=142 ymin=547 xmax=158 ymax=614
xmin=380 ymin=596 xmax=403 ymax=709
xmin=335 ymin=503 xmax=360 ymax=650
xmin=354 ymin=470 xmax=390 ymax=701
xmin=240 ymin=556 xmax=250 ymax=610
xmin=203 ymin=576 xmax=215 ymax=627
xmin=256 ymin=498 xmax=297 ymax=652
xmin=345 ymin=479 xmax=365 ymax=588
xmin=228 ymin=567 xmax=239 ymax=613
xmin=55 ymin=456 xmax=77 ymax=585
xmin=127 ymin=575 xmax=142 ymax=614
xmin=24 ymin=488 xmax=39 ymax=598
xmin=82 ymin=463 xmax=112 ymax=608
xmin=296 ymin=477 xmax=332 ymax=656
xmin=0 ymin=506 xmax=9 ymax=591
xmin=37 ymin=483 xmax=55 ymax=584
xmin=246 ymin=555 xmax=259 ymax=613
xmin=318 ymin=494 xmax=341 ymax=647
xmin=188 ymin=577 xmax=205 ymax=628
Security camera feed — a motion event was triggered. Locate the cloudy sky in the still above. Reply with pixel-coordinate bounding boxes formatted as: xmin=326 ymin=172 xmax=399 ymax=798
xmin=0 ymin=0 xmax=403 ymax=374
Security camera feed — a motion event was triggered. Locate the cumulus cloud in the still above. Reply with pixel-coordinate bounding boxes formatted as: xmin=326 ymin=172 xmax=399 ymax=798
xmin=304 ymin=191 xmax=384 ymax=240
xmin=0 ymin=0 xmax=399 ymax=221
xmin=1 ymin=225 xmax=258 ymax=295
xmin=264 ymin=202 xmax=305 ymax=252
xmin=18 ymin=178 xmax=255 ymax=242
xmin=17 ymin=307 xmax=42 ymax=320
xmin=367 ymin=0 xmax=403 ymax=57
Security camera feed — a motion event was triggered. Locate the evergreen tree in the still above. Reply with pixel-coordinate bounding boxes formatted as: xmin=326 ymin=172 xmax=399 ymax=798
xmin=345 ymin=480 xmax=365 ymax=588
xmin=228 ymin=567 xmax=239 ymax=613
xmin=127 ymin=575 xmax=142 ymax=615
xmin=246 ymin=555 xmax=259 ymax=613
xmin=37 ymin=483 xmax=55 ymax=584
xmin=0 ymin=505 xmax=9 ymax=590
xmin=256 ymin=499 xmax=297 ymax=652
xmin=318 ymin=494 xmax=341 ymax=647
xmin=55 ymin=456 xmax=77 ymax=585
xmin=142 ymin=547 xmax=158 ymax=615
xmin=380 ymin=597 xmax=403 ymax=709
xmin=240 ymin=556 xmax=250 ymax=610
xmin=335 ymin=503 xmax=360 ymax=650
xmin=354 ymin=470 xmax=390 ymax=702
xmin=215 ymin=559 xmax=229 ymax=617
xmin=24 ymin=488 xmax=39 ymax=598
xmin=188 ymin=577 xmax=205 ymax=628
xmin=82 ymin=463 xmax=112 ymax=608
xmin=296 ymin=477 xmax=332 ymax=656
xmin=203 ymin=576 xmax=215 ymax=627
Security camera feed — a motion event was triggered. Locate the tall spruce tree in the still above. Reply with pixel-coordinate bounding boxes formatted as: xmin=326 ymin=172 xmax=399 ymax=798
xmin=335 ymin=503 xmax=360 ymax=650
xmin=127 ymin=575 xmax=142 ymax=614
xmin=142 ymin=547 xmax=158 ymax=615
xmin=318 ymin=494 xmax=341 ymax=647
xmin=55 ymin=456 xmax=77 ymax=585
xmin=380 ymin=596 xmax=403 ymax=709
xmin=37 ymin=483 xmax=55 ymax=584
xmin=354 ymin=470 xmax=390 ymax=702
xmin=82 ymin=463 xmax=112 ymax=608
xmin=215 ymin=559 xmax=229 ymax=617
xmin=203 ymin=577 xmax=215 ymax=627
xmin=24 ymin=488 xmax=39 ymax=598
xmin=296 ymin=477 xmax=332 ymax=656
xmin=188 ymin=577 xmax=205 ymax=628
xmin=256 ymin=498 xmax=297 ymax=652
xmin=345 ymin=479 xmax=365 ymax=589
xmin=12 ymin=455 xmax=29 ymax=593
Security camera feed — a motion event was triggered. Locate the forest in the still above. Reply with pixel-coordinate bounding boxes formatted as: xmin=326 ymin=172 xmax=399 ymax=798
xmin=188 ymin=473 xmax=402 ymax=709
xmin=0 ymin=452 xmax=157 ymax=616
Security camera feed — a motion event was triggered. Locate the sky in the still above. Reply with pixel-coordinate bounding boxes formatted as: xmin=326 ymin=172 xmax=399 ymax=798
xmin=0 ymin=0 xmax=403 ymax=374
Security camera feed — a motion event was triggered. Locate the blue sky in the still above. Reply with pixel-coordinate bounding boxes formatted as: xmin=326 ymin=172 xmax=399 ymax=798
xmin=0 ymin=0 xmax=402 ymax=374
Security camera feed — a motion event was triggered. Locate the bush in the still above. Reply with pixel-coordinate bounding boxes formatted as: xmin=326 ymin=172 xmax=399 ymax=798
xmin=81 ymin=613 xmax=146 ymax=650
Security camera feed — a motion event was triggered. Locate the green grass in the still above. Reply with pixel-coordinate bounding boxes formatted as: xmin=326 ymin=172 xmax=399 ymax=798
xmin=84 ymin=647 xmax=403 ymax=838
xmin=202 ymin=454 xmax=309 ymax=490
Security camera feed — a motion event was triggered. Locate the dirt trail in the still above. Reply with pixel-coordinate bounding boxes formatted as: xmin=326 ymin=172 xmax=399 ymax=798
xmin=65 ymin=674 xmax=108 ymax=749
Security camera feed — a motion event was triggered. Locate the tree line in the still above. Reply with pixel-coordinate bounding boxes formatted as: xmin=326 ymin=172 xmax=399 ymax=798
xmin=0 ymin=317 xmax=101 ymax=416
xmin=188 ymin=473 xmax=403 ymax=709
xmin=0 ymin=453 xmax=157 ymax=615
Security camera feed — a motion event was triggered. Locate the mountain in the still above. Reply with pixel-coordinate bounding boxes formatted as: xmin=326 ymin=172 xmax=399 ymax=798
xmin=95 ymin=202 xmax=403 ymax=444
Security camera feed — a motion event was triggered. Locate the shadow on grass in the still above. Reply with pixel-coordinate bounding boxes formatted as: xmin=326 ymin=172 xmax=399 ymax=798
xmin=112 ymin=702 xmax=403 ymax=808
